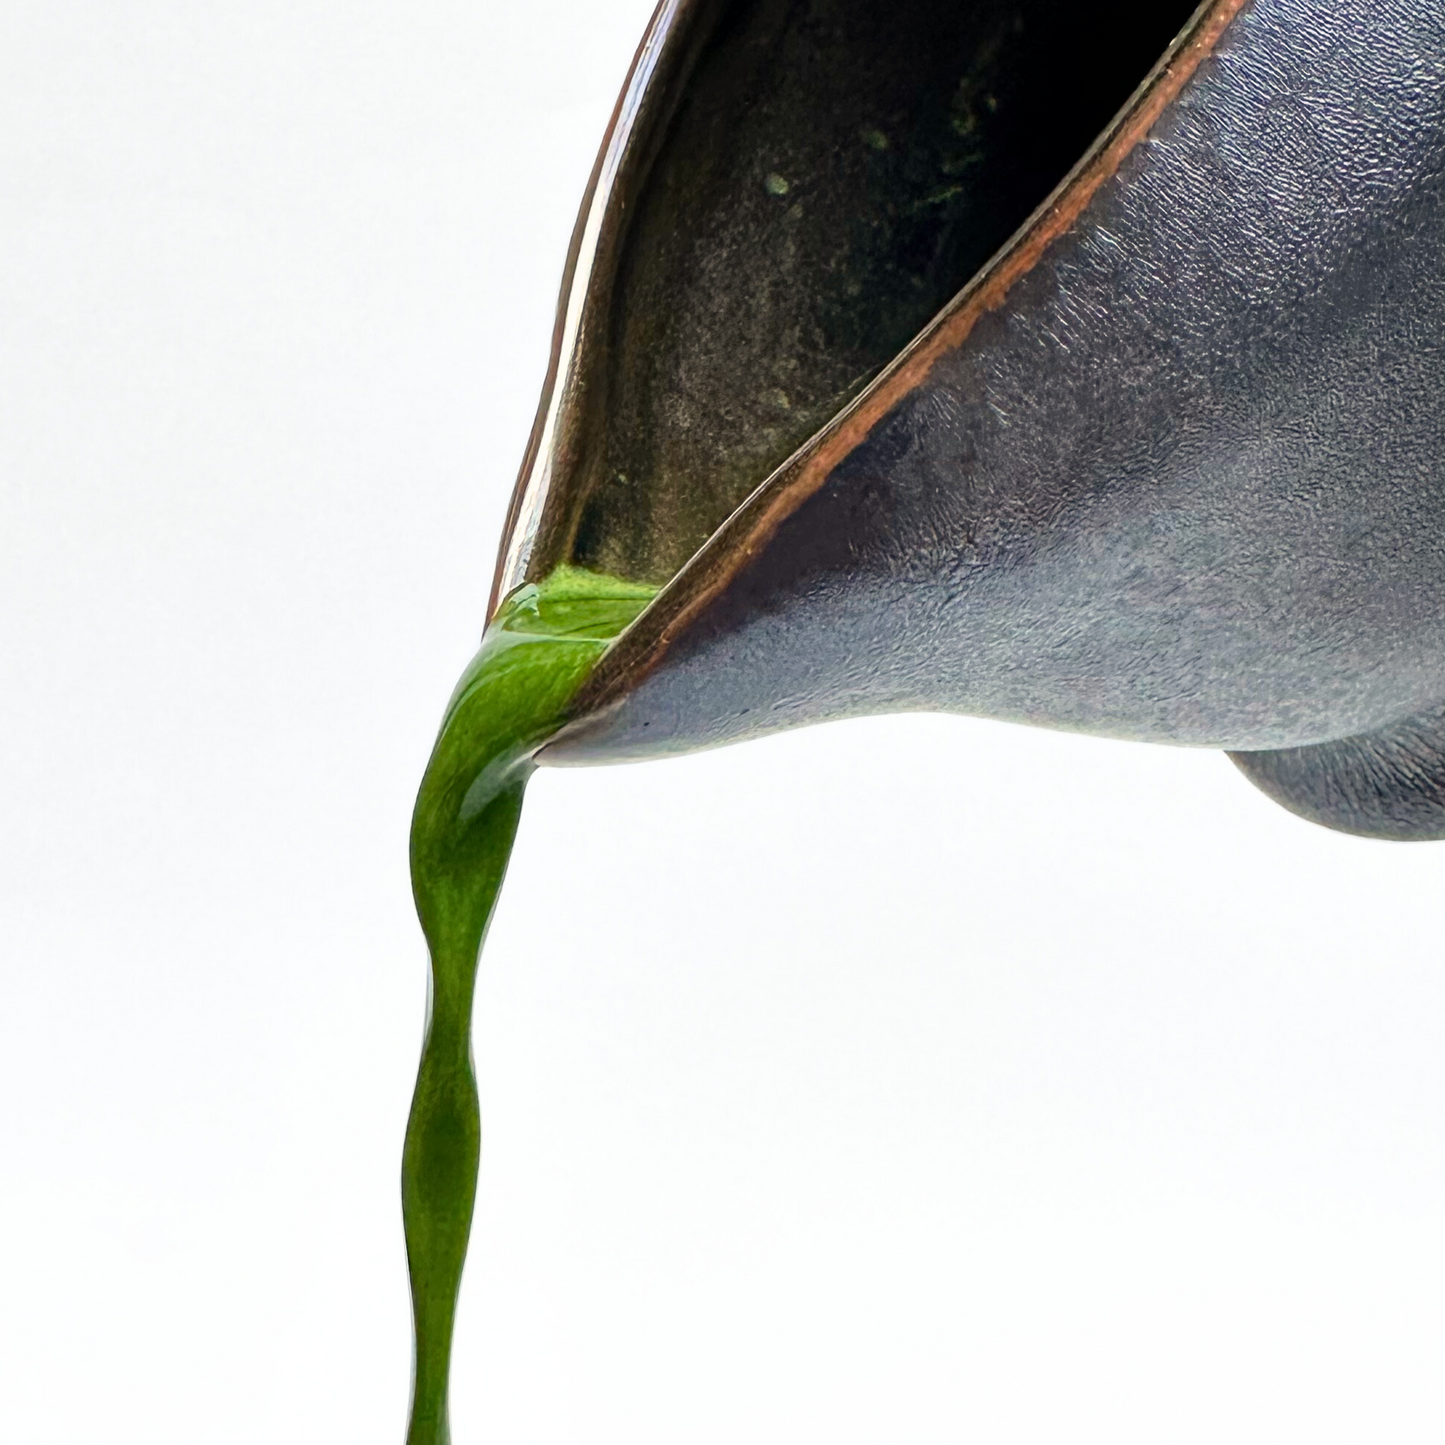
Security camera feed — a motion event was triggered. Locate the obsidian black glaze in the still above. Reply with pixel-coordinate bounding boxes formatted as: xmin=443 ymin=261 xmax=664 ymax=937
xmin=509 ymin=0 xmax=1445 ymax=841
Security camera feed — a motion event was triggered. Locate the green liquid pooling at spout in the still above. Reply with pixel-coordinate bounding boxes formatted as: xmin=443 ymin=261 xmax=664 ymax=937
xmin=403 ymin=566 xmax=658 ymax=1445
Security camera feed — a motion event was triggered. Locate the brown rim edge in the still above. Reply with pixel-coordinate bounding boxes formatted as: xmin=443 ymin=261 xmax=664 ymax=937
xmin=554 ymin=0 xmax=1251 ymax=739
xmin=486 ymin=0 xmax=690 ymax=620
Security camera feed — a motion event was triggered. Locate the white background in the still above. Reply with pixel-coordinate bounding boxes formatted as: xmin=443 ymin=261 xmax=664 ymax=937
xmin=4 ymin=3 xmax=1445 ymax=1441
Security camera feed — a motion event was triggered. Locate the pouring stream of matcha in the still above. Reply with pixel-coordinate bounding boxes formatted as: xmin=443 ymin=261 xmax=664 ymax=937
xmin=402 ymin=566 xmax=658 ymax=1445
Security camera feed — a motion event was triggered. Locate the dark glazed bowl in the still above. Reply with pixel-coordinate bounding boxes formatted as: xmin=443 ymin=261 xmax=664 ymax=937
xmin=495 ymin=0 xmax=1445 ymax=841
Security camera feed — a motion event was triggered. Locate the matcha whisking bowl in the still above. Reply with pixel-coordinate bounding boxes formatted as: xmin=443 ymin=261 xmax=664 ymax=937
xmin=400 ymin=5 xmax=1445 ymax=1439
xmin=502 ymin=0 xmax=1445 ymax=829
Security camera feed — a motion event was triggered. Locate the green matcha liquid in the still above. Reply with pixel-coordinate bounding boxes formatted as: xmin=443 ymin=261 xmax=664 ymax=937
xmin=403 ymin=566 xmax=657 ymax=1445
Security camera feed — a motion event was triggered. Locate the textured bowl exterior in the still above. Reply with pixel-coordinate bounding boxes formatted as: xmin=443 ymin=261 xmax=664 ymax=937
xmin=548 ymin=0 xmax=1445 ymax=766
